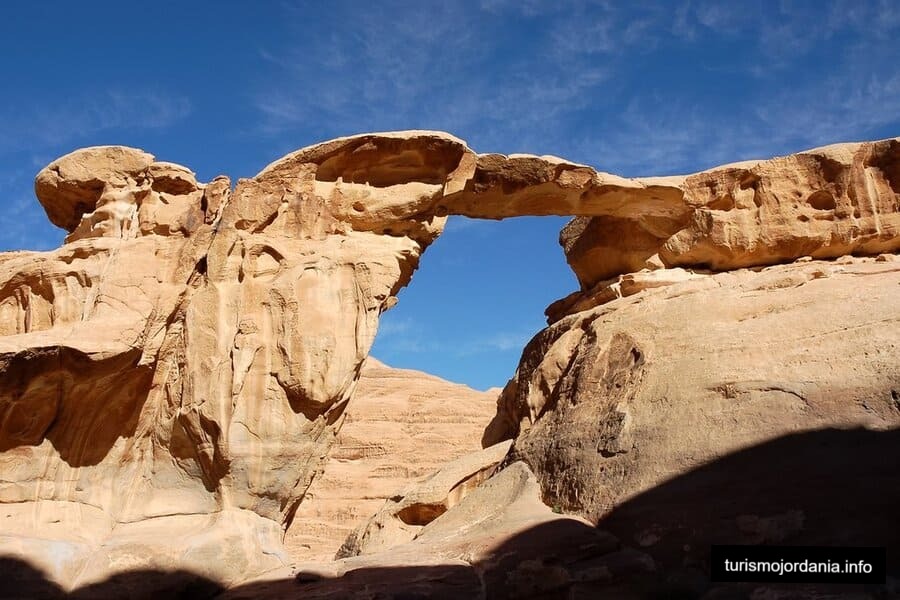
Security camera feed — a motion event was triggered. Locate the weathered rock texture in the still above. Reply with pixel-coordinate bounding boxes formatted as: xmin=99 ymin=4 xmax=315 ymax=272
xmin=284 ymin=358 xmax=496 ymax=562
xmin=222 ymin=461 xmax=657 ymax=600
xmin=228 ymin=254 xmax=900 ymax=600
xmin=552 ymin=139 xmax=900 ymax=321
xmin=1 ymin=131 xmax=898 ymax=597
xmin=1 ymin=132 xmax=481 ymax=591
xmin=483 ymin=255 xmax=900 ymax=595
xmin=337 ymin=439 xmax=513 ymax=558
xmin=489 ymin=252 xmax=900 ymax=496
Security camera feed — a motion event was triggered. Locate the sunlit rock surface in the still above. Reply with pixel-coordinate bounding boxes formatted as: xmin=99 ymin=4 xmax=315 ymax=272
xmin=0 ymin=131 xmax=898 ymax=597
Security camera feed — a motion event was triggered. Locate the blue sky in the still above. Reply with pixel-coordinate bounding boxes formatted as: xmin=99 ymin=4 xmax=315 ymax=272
xmin=1 ymin=1 xmax=898 ymax=389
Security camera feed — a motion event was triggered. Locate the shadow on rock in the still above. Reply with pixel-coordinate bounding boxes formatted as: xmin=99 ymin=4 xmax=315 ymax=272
xmin=1 ymin=427 xmax=897 ymax=599
xmin=0 ymin=559 xmax=223 ymax=600
xmin=598 ymin=426 xmax=900 ymax=598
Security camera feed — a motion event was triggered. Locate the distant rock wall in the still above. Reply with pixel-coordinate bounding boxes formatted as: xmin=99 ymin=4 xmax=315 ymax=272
xmin=284 ymin=357 xmax=496 ymax=562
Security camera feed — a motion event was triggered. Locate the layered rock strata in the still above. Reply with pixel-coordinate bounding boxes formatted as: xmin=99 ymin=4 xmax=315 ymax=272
xmin=284 ymin=358 xmax=497 ymax=562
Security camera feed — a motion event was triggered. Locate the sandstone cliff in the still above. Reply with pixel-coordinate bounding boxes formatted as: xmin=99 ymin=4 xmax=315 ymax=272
xmin=284 ymin=357 xmax=496 ymax=562
xmin=487 ymin=256 xmax=900 ymax=584
xmin=0 ymin=131 xmax=897 ymax=598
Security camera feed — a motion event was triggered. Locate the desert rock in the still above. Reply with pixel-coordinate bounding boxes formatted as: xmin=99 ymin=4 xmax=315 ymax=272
xmin=1 ymin=131 xmax=898 ymax=597
xmin=284 ymin=358 xmax=497 ymax=562
xmin=222 ymin=461 xmax=655 ymax=600
xmin=484 ymin=255 xmax=900 ymax=587
xmin=337 ymin=439 xmax=513 ymax=558
xmin=562 ymin=139 xmax=900 ymax=291
xmin=0 ymin=131 xmax=483 ymax=591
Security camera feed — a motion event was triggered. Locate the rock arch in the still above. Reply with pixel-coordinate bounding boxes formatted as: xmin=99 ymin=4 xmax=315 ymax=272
xmin=0 ymin=131 xmax=898 ymax=587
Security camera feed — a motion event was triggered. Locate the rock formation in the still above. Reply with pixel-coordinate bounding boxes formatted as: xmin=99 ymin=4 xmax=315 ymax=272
xmin=222 ymin=461 xmax=656 ymax=600
xmin=0 ymin=132 xmax=477 ymax=592
xmin=0 ymin=130 xmax=898 ymax=598
xmin=549 ymin=138 xmax=900 ymax=321
xmin=336 ymin=439 xmax=514 ymax=559
xmin=487 ymin=254 xmax=900 ymax=548
xmin=284 ymin=358 xmax=497 ymax=562
xmin=237 ymin=257 xmax=900 ymax=600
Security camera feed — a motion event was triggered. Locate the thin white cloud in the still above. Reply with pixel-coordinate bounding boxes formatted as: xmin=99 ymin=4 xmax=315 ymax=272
xmin=0 ymin=89 xmax=191 ymax=152
xmin=453 ymin=330 xmax=536 ymax=356
xmin=566 ymin=38 xmax=900 ymax=176
xmin=753 ymin=71 xmax=900 ymax=148
xmin=376 ymin=316 xmax=415 ymax=338
xmin=672 ymin=0 xmax=899 ymax=65
xmin=252 ymin=1 xmax=899 ymax=178
xmin=0 ymin=168 xmax=63 ymax=251
xmin=251 ymin=2 xmax=624 ymax=149
xmin=374 ymin=313 xmax=534 ymax=358
xmin=478 ymin=0 xmax=574 ymax=17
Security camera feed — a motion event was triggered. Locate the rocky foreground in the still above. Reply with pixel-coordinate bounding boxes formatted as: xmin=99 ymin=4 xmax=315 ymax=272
xmin=0 ymin=132 xmax=898 ymax=598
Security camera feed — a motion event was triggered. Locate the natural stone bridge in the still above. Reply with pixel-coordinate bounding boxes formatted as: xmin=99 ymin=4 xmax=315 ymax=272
xmin=1 ymin=130 xmax=898 ymax=587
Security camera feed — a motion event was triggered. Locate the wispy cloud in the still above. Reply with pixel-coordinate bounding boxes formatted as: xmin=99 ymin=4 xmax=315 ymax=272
xmin=250 ymin=1 xmax=636 ymax=151
xmin=454 ymin=330 xmax=535 ymax=356
xmin=0 ymin=89 xmax=191 ymax=152
xmin=754 ymin=71 xmax=900 ymax=149
xmin=375 ymin=313 xmax=534 ymax=358
xmin=252 ymin=1 xmax=899 ymax=175
xmin=574 ymin=56 xmax=900 ymax=177
xmin=376 ymin=316 xmax=415 ymax=338
xmin=373 ymin=315 xmax=439 ymax=354
xmin=0 ymin=167 xmax=63 ymax=251
xmin=673 ymin=0 xmax=899 ymax=65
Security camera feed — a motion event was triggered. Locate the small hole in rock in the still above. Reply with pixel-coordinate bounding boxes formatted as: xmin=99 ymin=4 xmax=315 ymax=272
xmin=807 ymin=190 xmax=836 ymax=211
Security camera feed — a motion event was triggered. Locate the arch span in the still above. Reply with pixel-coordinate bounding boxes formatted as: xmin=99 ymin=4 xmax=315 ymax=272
xmin=0 ymin=130 xmax=897 ymax=588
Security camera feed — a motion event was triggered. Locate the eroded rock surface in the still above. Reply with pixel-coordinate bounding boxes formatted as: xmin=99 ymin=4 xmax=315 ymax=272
xmin=337 ymin=439 xmax=513 ymax=558
xmin=484 ymin=255 xmax=900 ymax=594
xmin=1 ymin=131 xmax=898 ymax=597
xmin=1 ymin=132 xmax=475 ymax=590
xmin=562 ymin=139 xmax=900 ymax=293
xmin=284 ymin=358 xmax=497 ymax=562
xmin=223 ymin=462 xmax=655 ymax=600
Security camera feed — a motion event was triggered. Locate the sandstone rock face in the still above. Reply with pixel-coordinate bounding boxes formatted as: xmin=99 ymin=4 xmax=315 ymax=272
xmin=1 ymin=132 xmax=477 ymax=590
xmin=559 ymin=139 xmax=900 ymax=314
xmin=34 ymin=146 xmax=157 ymax=233
xmin=337 ymin=439 xmax=513 ymax=558
xmin=0 ymin=148 xmax=288 ymax=591
xmin=1 ymin=131 xmax=898 ymax=597
xmin=284 ymin=358 xmax=497 ymax=562
xmin=483 ymin=255 xmax=900 ymax=590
